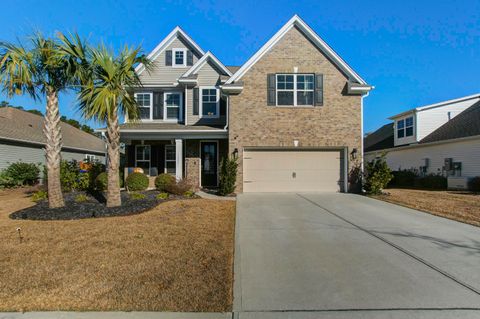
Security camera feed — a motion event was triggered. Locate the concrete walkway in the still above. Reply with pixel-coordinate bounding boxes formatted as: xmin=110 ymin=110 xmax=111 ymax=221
xmin=234 ymin=193 xmax=480 ymax=318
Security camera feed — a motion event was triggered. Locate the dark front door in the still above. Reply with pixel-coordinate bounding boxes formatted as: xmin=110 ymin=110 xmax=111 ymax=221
xmin=201 ymin=141 xmax=218 ymax=187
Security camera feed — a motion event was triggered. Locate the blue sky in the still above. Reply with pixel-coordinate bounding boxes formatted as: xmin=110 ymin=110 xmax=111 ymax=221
xmin=1 ymin=0 xmax=479 ymax=132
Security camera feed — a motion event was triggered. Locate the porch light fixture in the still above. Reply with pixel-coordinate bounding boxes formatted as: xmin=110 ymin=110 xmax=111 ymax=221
xmin=293 ymin=140 xmax=299 ymax=147
xmin=232 ymin=148 xmax=238 ymax=158
xmin=351 ymin=148 xmax=358 ymax=160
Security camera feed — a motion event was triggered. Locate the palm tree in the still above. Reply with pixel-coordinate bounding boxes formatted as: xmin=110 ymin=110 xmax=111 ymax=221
xmin=0 ymin=33 xmax=82 ymax=208
xmin=74 ymin=44 xmax=150 ymax=207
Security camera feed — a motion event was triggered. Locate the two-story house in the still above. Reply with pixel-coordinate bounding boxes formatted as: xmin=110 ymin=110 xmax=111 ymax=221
xmin=365 ymin=93 xmax=480 ymax=188
xmin=117 ymin=15 xmax=372 ymax=193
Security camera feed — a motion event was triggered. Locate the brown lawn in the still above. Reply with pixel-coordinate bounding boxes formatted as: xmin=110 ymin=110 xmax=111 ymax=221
xmin=0 ymin=188 xmax=235 ymax=312
xmin=372 ymin=188 xmax=480 ymax=227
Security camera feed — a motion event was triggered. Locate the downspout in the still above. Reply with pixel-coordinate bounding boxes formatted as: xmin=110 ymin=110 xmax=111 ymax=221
xmin=361 ymin=91 xmax=370 ymax=182
xmin=223 ymin=94 xmax=229 ymax=131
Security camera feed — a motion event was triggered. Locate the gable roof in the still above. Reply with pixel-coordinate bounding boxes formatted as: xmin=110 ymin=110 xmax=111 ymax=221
xmin=135 ymin=26 xmax=206 ymax=75
xmin=364 ymin=123 xmax=394 ymax=152
xmin=420 ymin=100 xmax=480 ymax=144
xmin=182 ymin=51 xmax=232 ymax=78
xmin=226 ymin=14 xmax=369 ymax=85
xmin=0 ymin=107 xmax=105 ymax=154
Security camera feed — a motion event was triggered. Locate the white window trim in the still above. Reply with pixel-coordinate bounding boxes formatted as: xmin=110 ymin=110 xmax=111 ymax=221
xmin=275 ymin=74 xmax=314 ymax=107
xmin=163 ymin=91 xmax=183 ymax=122
xmin=85 ymin=154 xmax=96 ymax=162
xmin=135 ymin=145 xmax=151 ymax=175
xmin=172 ymin=48 xmax=187 ymax=68
xmin=164 ymin=144 xmax=176 ymax=175
xmin=199 ymin=86 xmax=220 ymax=119
xmin=396 ymin=116 xmax=414 ymax=138
xmin=134 ymin=92 xmax=153 ymax=121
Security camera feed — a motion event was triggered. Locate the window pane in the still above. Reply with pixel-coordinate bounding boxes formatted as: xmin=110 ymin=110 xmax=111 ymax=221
xmin=136 ymin=147 xmax=143 ymax=160
xmin=143 ymin=146 xmax=150 ymax=160
xmin=277 ymin=91 xmax=294 ymax=105
xmin=406 ymin=127 xmax=413 ymax=136
xmin=285 ymin=75 xmax=294 ymax=89
xmin=139 ymin=107 xmax=150 ymax=120
xmin=397 ymin=129 xmax=405 ymax=138
xmin=136 ymin=93 xmax=150 ymax=107
xmin=165 ymin=146 xmax=175 ymax=161
xmin=175 ymin=51 xmax=184 ymax=65
xmin=165 ymin=93 xmax=180 ymax=106
xmin=297 ymin=91 xmax=314 ymax=105
xmin=166 ymin=107 xmax=179 ymax=119
xmin=203 ymin=102 xmax=217 ymax=116
xmin=397 ymin=119 xmax=405 ymax=129
xmin=305 ymin=75 xmax=314 ymax=90
xmin=136 ymin=161 xmax=149 ymax=172
xmin=166 ymin=161 xmax=176 ymax=174
xmin=405 ymin=117 xmax=413 ymax=127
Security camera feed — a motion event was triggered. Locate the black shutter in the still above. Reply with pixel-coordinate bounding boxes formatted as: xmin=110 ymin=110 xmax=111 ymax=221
xmin=193 ymin=88 xmax=199 ymax=115
xmin=315 ymin=74 xmax=324 ymax=106
xmin=220 ymin=94 xmax=227 ymax=116
xmin=267 ymin=74 xmax=276 ymax=105
xmin=165 ymin=50 xmax=172 ymax=66
xmin=153 ymin=92 xmax=164 ymax=119
xmin=187 ymin=51 xmax=193 ymax=66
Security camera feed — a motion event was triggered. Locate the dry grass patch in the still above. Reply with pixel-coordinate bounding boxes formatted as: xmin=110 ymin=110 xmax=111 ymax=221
xmin=0 ymin=188 xmax=235 ymax=311
xmin=372 ymin=188 xmax=480 ymax=227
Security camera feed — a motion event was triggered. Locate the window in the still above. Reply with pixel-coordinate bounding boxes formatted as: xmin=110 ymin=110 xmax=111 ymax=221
xmin=135 ymin=145 xmax=151 ymax=174
xmin=397 ymin=116 xmax=414 ymax=138
xmin=165 ymin=145 xmax=176 ymax=175
xmin=164 ymin=92 xmax=182 ymax=121
xmin=85 ymin=154 xmax=96 ymax=162
xmin=276 ymin=74 xmax=314 ymax=106
xmin=172 ymin=49 xmax=186 ymax=67
xmin=200 ymin=87 xmax=219 ymax=118
xmin=134 ymin=93 xmax=152 ymax=120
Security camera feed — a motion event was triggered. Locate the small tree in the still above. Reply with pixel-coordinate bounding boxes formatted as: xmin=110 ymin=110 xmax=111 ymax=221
xmin=218 ymin=155 xmax=238 ymax=196
xmin=364 ymin=153 xmax=393 ymax=195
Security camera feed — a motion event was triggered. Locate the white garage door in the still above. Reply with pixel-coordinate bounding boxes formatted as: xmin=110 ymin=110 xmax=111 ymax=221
xmin=243 ymin=149 xmax=344 ymax=193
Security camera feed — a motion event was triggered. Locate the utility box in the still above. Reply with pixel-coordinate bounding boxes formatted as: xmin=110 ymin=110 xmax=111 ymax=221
xmin=448 ymin=177 xmax=469 ymax=190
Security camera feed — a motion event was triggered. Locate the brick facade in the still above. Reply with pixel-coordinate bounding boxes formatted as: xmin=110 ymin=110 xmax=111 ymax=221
xmin=228 ymin=26 xmax=363 ymax=192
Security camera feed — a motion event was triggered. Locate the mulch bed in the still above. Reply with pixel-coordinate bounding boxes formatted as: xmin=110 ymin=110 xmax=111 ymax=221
xmin=10 ymin=190 xmax=197 ymax=221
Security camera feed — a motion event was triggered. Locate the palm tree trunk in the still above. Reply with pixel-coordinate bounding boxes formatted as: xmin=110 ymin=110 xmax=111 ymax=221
xmin=106 ymin=108 xmax=121 ymax=207
xmin=43 ymin=89 xmax=65 ymax=208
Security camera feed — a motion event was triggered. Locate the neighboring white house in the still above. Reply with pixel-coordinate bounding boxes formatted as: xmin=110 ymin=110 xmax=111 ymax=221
xmin=0 ymin=107 xmax=106 ymax=171
xmin=365 ymin=93 xmax=480 ymax=189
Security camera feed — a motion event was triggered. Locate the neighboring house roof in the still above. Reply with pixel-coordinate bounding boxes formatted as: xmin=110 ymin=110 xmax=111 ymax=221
xmin=0 ymin=107 xmax=105 ymax=154
xmin=181 ymin=51 xmax=232 ymax=78
xmin=420 ymin=100 xmax=480 ymax=144
xmin=388 ymin=93 xmax=480 ymax=120
xmin=226 ymin=14 xmax=370 ymax=86
xmin=364 ymin=123 xmax=394 ymax=152
xmin=135 ymin=26 xmax=206 ymax=75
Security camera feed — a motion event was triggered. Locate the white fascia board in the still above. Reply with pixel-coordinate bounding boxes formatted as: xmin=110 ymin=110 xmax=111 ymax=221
xmin=388 ymin=110 xmax=416 ymax=120
xmin=226 ymin=14 xmax=368 ymax=85
xmin=182 ymin=51 xmax=232 ymax=78
xmin=135 ymin=26 xmax=206 ymax=75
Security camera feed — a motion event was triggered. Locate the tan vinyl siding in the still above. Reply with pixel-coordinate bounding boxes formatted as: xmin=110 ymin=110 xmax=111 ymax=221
xmin=139 ymin=37 xmax=201 ymax=85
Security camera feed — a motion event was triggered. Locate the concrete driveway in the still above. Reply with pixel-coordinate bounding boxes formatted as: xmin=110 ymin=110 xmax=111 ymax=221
xmin=234 ymin=193 xmax=480 ymax=318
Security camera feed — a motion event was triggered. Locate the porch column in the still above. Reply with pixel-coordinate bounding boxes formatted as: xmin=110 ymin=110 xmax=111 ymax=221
xmin=175 ymin=139 xmax=183 ymax=180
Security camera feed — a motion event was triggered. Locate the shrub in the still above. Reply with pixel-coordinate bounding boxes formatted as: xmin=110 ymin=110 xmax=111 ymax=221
xmin=129 ymin=192 xmax=146 ymax=200
xmin=95 ymin=172 xmax=108 ymax=191
xmin=468 ymin=176 xmax=480 ymax=192
xmin=126 ymin=172 xmax=149 ymax=191
xmin=389 ymin=170 xmax=417 ymax=188
xmin=60 ymin=160 xmax=79 ymax=192
xmin=3 ymin=162 xmax=40 ymax=186
xmin=74 ymin=194 xmax=88 ymax=202
xmin=414 ymin=174 xmax=447 ymax=190
xmin=218 ymin=155 xmax=238 ymax=196
xmin=155 ymin=174 xmax=175 ymax=192
xmin=156 ymin=192 xmax=169 ymax=200
xmin=0 ymin=171 xmax=17 ymax=188
xmin=31 ymin=190 xmax=48 ymax=202
xmin=184 ymin=190 xmax=195 ymax=197
xmin=165 ymin=179 xmax=192 ymax=195
xmin=364 ymin=153 xmax=393 ymax=195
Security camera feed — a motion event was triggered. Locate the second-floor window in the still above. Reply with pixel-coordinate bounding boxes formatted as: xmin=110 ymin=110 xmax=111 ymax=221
xmin=276 ymin=74 xmax=314 ymax=106
xmin=164 ymin=92 xmax=182 ymax=121
xmin=397 ymin=116 xmax=414 ymax=138
xmin=172 ymin=48 xmax=186 ymax=67
xmin=135 ymin=93 xmax=152 ymax=120
xmin=200 ymin=87 xmax=219 ymax=118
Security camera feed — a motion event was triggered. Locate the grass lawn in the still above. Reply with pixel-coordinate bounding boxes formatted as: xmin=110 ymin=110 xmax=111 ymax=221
xmin=0 ymin=188 xmax=235 ymax=312
xmin=372 ymin=188 xmax=480 ymax=227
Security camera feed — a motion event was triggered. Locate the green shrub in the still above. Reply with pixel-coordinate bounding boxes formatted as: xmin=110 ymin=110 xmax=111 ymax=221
xmin=156 ymin=192 xmax=169 ymax=200
xmin=2 ymin=162 xmax=40 ymax=186
xmin=74 ymin=194 xmax=88 ymax=202
xmin=0 ymin=171 xmax=17 ymax=188
xmin=31 ymin=190 xmax=48 ymax=202
xmin=184 ymin=190 xmax=195 ymax=197
xmin=155 ymin=174 xmax=175 ymax=191
xmin=414 ymin=174 xmax=447 ymax=190
xmin=95 ymin=172 xmax=108 ymax=191
xmin=468 ymin=176 xmax=480 ymax=192
xmin=126 ymin=172 xmax=149 ymax=191
xmin=364 ymin=153 xmax=393 ymax=195
xmin=389 ymin=170 xmax=417 ymax=188
xmin=60 ymin=160 xmax=79 ymax=192
xmin=130 ymin=192 xmax=146 ymax=200
xmin=165 ymin=179 xmax=192 ymax=195
xmin=218 ymin=155 xmax=238 ymax=196
xmin=88 ymin=162 xmax=106 ymax=189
